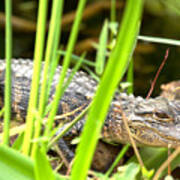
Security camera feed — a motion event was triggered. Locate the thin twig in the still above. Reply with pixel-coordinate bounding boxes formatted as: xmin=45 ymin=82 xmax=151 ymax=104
xmin=0 ymin=107 xmax=84 ymax=140
xmin=66 ymin=160 xmax=73 ymax=176
xmin=153 ymin=147 xmax=180 ymax=180
xmin=54 ymin=144 xmax=70 ymax=168
xmin=167 ymin=147 xmax=171 ymax=175
xmin=146 ymin=48 xmax=169 ymax=99
xmin=117 ymin=105 xmax=144 ymax=167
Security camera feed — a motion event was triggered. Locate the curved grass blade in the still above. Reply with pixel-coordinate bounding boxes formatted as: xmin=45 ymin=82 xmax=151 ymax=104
xmin=71 ymin=0 xmax=144 ymax=179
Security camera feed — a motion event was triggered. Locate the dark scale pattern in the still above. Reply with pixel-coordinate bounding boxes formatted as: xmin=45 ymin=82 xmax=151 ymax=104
xmin=12 ymin=75 xmax=32 ymax=119
xmin=0 ymin=59 xmax=180 ymax=149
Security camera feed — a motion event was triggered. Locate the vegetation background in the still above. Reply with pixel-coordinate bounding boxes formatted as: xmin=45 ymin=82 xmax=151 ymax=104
xmin=0 ymin=0 xmax=180 ymax=179
xmin=0 ymin=0 xmax=179 ymax=96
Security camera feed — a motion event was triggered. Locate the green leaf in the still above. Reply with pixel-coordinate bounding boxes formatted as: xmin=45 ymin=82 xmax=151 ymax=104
xmin=112 ymin=163 xmax=140 ymax=180
xmin=0 ymin=145 xmax=67 ymax=180
xmin=128 ymin=147 xmax=180 ymax=178
xmin=12 ymin=132 xmax=24 ymax=151
xmin=141 ymin=167 xmax=154 ymax=179
xmin=34 ymin=148 xmax=55 ymax=180
xmin=0 ymin=145 xmax=34 ymax=180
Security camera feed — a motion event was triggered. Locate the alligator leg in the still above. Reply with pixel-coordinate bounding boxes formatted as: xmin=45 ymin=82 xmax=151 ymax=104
xmin=56 ymin=119 xmax=85 ymax=163
xmin=58 ymin=139 xmax=74 ymax=162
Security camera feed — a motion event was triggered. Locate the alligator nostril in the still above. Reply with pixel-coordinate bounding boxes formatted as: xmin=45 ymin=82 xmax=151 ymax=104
xmin=155 ymin=111 xmax=170 ymax=119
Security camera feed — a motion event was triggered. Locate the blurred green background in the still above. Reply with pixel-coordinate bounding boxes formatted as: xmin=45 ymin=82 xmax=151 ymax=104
xmin=0 ymin=0 xmax=179 ymax=96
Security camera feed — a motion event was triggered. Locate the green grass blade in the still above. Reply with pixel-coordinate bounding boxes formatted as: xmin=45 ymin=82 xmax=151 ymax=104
xmin=47 ymin=103 xmax=90 ymax=149
xmin=127 ymin=59 xmax=134 ymax=94
xmin=110 ymin=0 xmax=116 ymax=22
xmin=31 ymin=0 xmax=64 ymax=158
xmin=95 ymin=20 xmax=108 ymax=75
xmin=22 ymin=0 xmax=48 ymax=155
xmin=42 ymin=53 xmax=84 ymax=121
xmin=61 ymin=53 xmax=85 ymax=92
xmin=71 ymin=0 xmax=144 ymax=179
xmin=3 ymin=0 xmax=12 ymax=145
xmin=38 ymin=0 xmax=64 ymax=117
xmin=58 ymin=50 xmax=95 ymax=67
xmin=83 ymin=66 xmax=100 ymax=81
xmin=138 ymin=35 xmax=180 ymax=46
xmin=12 ymin=133 xmax=24 ymax=151
xmin=46 ymin=52 xmax=61 ymax=103
xmin=105 ymin=144 xmax=130 ymax=177
xmin=110 ymin=0 xmax=116 ymax=40
xmin=34 ymin=148 xmax=55 ymax=180
xmin=43 ymin=0 xmax=87 ymax=148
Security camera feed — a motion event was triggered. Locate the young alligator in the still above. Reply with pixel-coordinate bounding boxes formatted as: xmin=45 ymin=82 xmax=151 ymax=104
xmin=0 ymin=59 xmax=180 ymax=149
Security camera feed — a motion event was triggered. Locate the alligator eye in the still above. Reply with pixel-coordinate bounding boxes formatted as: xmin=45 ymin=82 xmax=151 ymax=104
xmin=155 ymin=111 xmax=170 ymax=119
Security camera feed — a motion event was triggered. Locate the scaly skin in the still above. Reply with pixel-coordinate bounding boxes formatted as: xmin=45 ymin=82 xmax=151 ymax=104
xmin=0 ymin=59 xmax=179 ymax=148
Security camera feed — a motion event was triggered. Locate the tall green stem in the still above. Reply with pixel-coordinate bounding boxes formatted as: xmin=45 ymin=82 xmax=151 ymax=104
xmin=3 ymin=0 xmax=12 ymax=145
xmin=31 ymin=0 xmax=64 ymax=158
xmin=43 ymin=0 xmax=87 ymax=149
xmin=22 ymin=0 xmax=48 ymax=155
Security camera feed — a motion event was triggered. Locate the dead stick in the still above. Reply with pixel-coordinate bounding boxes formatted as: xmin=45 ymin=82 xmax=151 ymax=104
xmin=146 ymin=48 xmax=169 ymax=99
xmin=153 ymin=147 xmax=180 ymax=180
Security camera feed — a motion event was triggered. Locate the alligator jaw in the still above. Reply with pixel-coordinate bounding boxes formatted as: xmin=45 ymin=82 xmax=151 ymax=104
xmin=102 ymin=94 xmax=180 ymax=148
